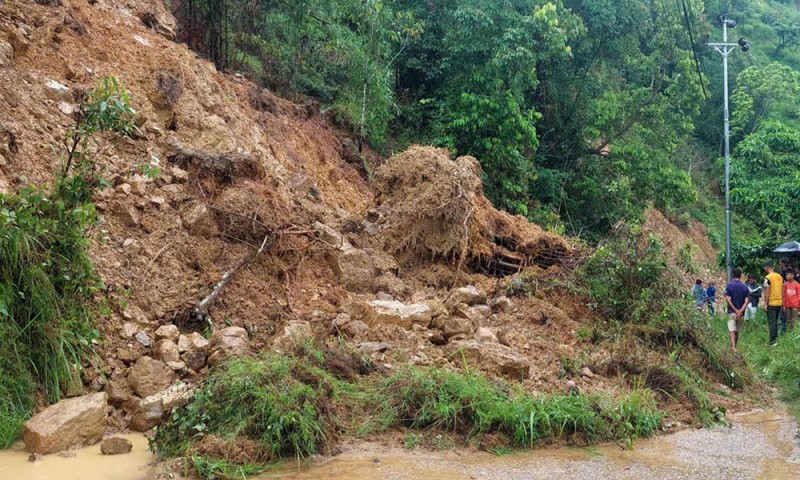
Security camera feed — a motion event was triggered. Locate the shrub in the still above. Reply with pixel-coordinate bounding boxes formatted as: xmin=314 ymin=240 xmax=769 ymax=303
xmin=583 ymin=225 xmax=677 ymax=323
xmin=0 ymin=76 xmax=135 ymax=446
xmin=152 ymin=354 xmax=346 ymax=462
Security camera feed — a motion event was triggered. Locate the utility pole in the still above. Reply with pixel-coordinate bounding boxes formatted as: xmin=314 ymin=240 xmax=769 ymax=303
xmin=709 ymin=15 xmax=750 ymax=284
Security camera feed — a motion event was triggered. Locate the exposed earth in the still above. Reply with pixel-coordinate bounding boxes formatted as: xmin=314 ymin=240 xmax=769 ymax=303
xmin=0 ymin=0 xmax=793 ymax=477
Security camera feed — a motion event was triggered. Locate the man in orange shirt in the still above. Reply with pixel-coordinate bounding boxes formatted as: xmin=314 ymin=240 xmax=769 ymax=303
xmin=782 ymin=269 xmax=800 ymax=332
xmin=763 ymin=262 xmax=784 ymax=346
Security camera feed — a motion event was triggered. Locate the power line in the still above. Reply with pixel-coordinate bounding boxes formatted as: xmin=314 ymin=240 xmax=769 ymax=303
xmin=678 ymin=0 xmax=709 ymax=99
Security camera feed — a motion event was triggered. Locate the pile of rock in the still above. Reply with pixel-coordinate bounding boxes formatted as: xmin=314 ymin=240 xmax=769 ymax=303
xmin=333 ymin=283 xmax=526 ymax=379
xmin=315 ymin=222 xmax=407 ymax=296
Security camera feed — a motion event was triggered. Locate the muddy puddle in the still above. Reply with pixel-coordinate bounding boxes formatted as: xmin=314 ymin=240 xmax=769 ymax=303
xmin=0 ymin=434 xmax=154 ymax=480
xmin=1 ymin=409 xmax=797 ymax=480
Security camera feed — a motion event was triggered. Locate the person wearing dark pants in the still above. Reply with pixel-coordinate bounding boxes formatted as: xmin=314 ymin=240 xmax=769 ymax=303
xmin=724 ymin=268 xmax=750 ymax=353
xmin=780 ymin=258 xmax=790 ymax=334
xmin=767 ymin=305 xmax=782 ymax=346
xmin=764 ymin=262 xmax=784 ymax=346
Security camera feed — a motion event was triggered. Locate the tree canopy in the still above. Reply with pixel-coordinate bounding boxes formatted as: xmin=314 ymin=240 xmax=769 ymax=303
xmin=171 ymin=0 xmax=800 ymax=247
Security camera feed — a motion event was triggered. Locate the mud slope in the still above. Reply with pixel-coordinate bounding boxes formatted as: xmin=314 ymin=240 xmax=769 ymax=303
xmin=0 ymin=0 xmax=740 ymax=438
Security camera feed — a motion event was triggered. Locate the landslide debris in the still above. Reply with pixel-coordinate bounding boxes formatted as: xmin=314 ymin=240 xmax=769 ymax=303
xmin=0 ymin=0 xmax=751 ymax=468
xmin=373 ymin=146 xmax=571 ymax=274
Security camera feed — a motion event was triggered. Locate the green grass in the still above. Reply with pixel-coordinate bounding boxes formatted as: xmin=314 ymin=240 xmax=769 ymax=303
xmin=713 ymin=309 xmax=800 ymax=419
xmin=0 ymin=321 xmax=34 ymax=448
xmin=154 ymin=349 xmax=664 ymax=479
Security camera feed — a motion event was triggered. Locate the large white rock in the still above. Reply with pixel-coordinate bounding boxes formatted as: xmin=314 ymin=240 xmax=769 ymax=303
xmin=448 ymin=340 xmax=529 ymax=379
xmin=22 ymin=393 xmax=108 ymax=454
xmin=365 ymin=300 xmax=432 ymax=328
xmin=44 ymin=79 xmax=72 ymax=102
xmin=130 ymin=382 xmax=194 ymax=432
xmin=446 ymin=285 xmax=487 ymax=307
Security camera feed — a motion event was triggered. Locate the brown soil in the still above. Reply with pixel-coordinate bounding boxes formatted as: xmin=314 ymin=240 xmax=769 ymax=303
xmin=643 ymin=208 xmax=721 ymax=281
xmin=0 ymin=0 xmax=755 ymax=453
xmin=373 ymin=146 xmax=571 ymax=274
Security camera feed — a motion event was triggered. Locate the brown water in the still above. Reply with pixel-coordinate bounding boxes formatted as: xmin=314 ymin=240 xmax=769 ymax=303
xmin=1 ymin=409 xmax=797 ymax=480
xmin=0 ymin=434 xmax=154 ymax=480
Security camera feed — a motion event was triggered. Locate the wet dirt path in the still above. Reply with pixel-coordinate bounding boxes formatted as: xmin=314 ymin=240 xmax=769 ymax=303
xmin=0 ymin=409 xmax=797 ymax=480
xmin=271 ymin=409 xmax=800 ymax=480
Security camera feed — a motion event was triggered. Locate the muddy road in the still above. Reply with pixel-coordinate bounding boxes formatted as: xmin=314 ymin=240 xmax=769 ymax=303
xmin=273 ymin=409 xmax=800 ymax=480
xmin=0 ymin=409 xmax=797 ymax=480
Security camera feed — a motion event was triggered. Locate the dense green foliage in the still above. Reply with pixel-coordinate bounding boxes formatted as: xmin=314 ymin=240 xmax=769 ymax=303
xmin=582 ymin=225 xmax=750 ymax=419
xmin=171 ymin=0 xmax=800 ymax=248
xmin=175 ymin=0 xmax=421 ymax=144
xmin=172 ymin=0 xmax=708 ymax=236
xmin=0 ymin=77 xmax=135 ymax=447
xmin=153 ymin=348 xmax=662 ymax=478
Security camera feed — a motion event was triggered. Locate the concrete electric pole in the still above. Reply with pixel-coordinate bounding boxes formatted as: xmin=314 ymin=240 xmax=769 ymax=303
xmin=708 ymin=15 xmax=750 ymax=283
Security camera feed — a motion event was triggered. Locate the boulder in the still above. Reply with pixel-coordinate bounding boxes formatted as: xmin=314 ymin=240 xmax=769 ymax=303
xmin=100 ymin=437 xmax=133 ymax=455
xmin=436 ymin=316 xmax=475 ymax=340
xmin=272 ymin=321 xmax=312 ymax=350
xmin=22 ymin=393 xmax=108 ymax=454
xmin=155 ymin=339 xmax=181 ymax=363
xmin=207 ymin=326 xmax=250 ymax=366
xmin=364 ymin=300 xmax=432 ymax=329
xmin=129 ymin=399 xmax=163 ymax=432
xmin=130 ymin=382 xmax=194 ymax=432
xmin=179 ymin=332 xmax=209 ymax=370
xmin=472 ymin=305 xmax=493 ymax=319
xmin=476 ymin=327 xmax=498 ymax=343
xmin=332 ymin=314 xmax=369 ymax=339
xmin=446 ymin=286 xmax=486 ymax=307
xmin=178 ymin=332 xmax=209 ymax=353
xmin=154 ymin=324 xmax=180 ymax=342
xmin=127 ymin=357 xmax=176 ymax=397
xmin=451 ymin=303 xmax=486 ymax=327
xmin=116 ymin=346 xmax=140 ymax=364
xmin=138 ymin=0 xmax=177 ymax=39
xmin=120 ymin=322 xmax=138 ymax=339
xmin=44 ymin=79 xmax=71 ymax=102
xmin=134 ymin=330 xmax=152 ymax=347
xmin=106 ymin=379 xmax=133 ymax=407
xmin=182 ymin=204 xmax=218 ymax=237
xmin=327 ymin=247 xmax=375 ymax=292
xmin=313 ymin=222 xmax=348 ymax=249
xmin=448 ymin=341 xmax=529 ymax=379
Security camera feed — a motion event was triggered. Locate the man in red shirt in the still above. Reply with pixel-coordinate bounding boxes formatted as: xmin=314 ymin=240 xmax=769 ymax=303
xmin=783 ymin=269 xmax=800 ymax=332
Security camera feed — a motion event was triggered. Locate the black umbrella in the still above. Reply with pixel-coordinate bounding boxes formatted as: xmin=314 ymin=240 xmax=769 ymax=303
xmin=773 ymin=241 xmax=800 ymax=254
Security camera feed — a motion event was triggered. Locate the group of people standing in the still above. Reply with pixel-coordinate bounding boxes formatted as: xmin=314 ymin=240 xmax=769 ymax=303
xmin=692 ymin=258 xmax=800 ymax=352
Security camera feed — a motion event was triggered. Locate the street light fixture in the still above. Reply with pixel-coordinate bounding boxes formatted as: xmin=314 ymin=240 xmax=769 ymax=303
xmin=708 ymin=15 xmax=750 ymax=283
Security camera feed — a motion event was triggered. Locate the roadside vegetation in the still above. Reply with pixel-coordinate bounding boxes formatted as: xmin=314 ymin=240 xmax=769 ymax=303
xmin=152 ymin=346 xmax=664 ymax=479
xmin=711 ymin=312 xmax=800 ymax=420
xmin=0 ymin=77 xmax=135 ymax=447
